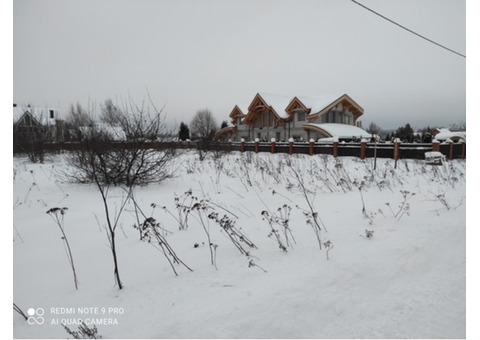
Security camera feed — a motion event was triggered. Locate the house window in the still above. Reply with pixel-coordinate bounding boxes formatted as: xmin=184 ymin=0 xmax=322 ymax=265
xmin=326 ymin=111 xmax=331 ymax=123
xmin=263 ymin=111 xmax=273 ymax=128
xmin=296 ymin=111 xmax=306 ymax=121
xmin=49 ymin=110 xmax=55 ymax=119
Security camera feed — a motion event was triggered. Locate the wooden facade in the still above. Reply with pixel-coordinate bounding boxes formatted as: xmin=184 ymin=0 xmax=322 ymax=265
xmin=215 ymin=93 xmax=365 ymax=142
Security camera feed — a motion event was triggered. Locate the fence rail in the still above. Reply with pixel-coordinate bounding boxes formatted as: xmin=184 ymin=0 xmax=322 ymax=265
xmin=28 ymin=139 xmax=466 ymax=161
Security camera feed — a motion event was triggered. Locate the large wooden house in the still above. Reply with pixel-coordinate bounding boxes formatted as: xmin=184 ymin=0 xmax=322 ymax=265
xmin=215 ymin=93 xmax=371 ymax=142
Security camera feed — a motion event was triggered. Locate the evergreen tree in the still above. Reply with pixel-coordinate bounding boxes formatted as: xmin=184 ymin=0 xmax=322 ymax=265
xmin=178 ymin=122 xmax=190 ymax=141
xmin=395 ymin=123 xmax=414 ymax=142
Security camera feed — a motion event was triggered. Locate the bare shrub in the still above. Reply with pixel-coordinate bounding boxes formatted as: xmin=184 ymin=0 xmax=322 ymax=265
xmin=261 ymin=204 xmax=295 ymax=252
xmin=135 ymin=217 xmax=193 ymax=276
xmin=385 ymin=190 xmax=415 ymax=221
xmin=62 ymin=321 xmax=101 ymax=339
xmin=65 ymin=97 xmax=176 ymax=289
xmin=13 ymin=123 xmax=51 ymax=163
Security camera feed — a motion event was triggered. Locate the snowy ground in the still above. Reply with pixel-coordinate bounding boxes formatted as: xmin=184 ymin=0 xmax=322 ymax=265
xmin=12 ymin=151 xmax=466 ymax=339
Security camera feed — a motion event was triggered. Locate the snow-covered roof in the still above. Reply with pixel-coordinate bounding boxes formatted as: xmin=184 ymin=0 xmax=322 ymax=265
xmin=96 ymin=123 xmax=126 ymax=141
xmin=213 ymin=125 xmax=237 ymax=140
xmin=79 ymin=123 xmax=127 ymax=141
xmin=257 ymin=92 xmax=295 ymax=119
xmin=255 ymin=93 xmax=360 ymax=119
xmin=434 ymin=129 xmax=466 ymax=141
xmin=303 ymin=123 xmax=372 ymax=139
xmin=434 ymin=128 xmax=451 ymax=134
xmin=296 ymin=94 xmax=344 ymax=115
xmin=243 ymin=92 xmax=363 ymax=124
xmin=13 ymin=105 xmax=59 ymax=126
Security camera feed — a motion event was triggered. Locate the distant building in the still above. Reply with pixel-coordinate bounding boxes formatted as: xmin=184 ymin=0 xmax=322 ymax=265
xmin=78 ymin=123 xmax=127 ymax=141
xmin=432 ymin=128 xmax=466 ymax=142
xmin=13 ymin=103 xmax=64 ymax=142
xmin=214 ymin=93 xmax=371 ymax=142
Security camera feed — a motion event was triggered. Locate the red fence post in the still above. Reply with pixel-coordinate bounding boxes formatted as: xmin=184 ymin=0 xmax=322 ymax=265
xmin=360 ymin=139 xmax=367 ymax=160
xmin=333 ymin=137 xmax=339 ymax=158
xmin=461 ymin=140 xmax=466 ymax=159
xmin=255 ymin=138 xmax=260 ymax=153
xmin=228 ymin=139 xmax=232 ymax=153
xmin=288 ymin=138 xmax=294 ymax=155
xmin=393 ymin=138 xmax=401 ymax=168
xmin=448 ymin=140 xmax=454 ymax=160
xmin=309 ymin=139 xmax=315 ymax=156
xmin=270 ymin=138 xmax=276 ymax=154
xmin=240 ymin=138 xmax=245 ymax=153
xmin=432 ymin=139 xmax=440 ymax=152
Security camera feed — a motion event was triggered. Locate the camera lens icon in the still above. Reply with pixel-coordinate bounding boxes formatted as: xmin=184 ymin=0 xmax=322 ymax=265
xmin=27 ymin=308 xmax=45 ymax=325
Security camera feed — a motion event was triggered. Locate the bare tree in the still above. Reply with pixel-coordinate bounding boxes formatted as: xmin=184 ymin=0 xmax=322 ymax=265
xmin=366 ymin=122 xmax=381 ymax=136
xmin=66 ymin=97 xmax=177 ymax=289
xmin=64 ymin=103 xmax=93 ymax=141
xmin=190 ymin=108 xmax=218 ymax=159
xmin=190 ymin=108 xmax=217 ymax=140
xmin=70 ymin=98 xmax=175 ymax=186
xmin=100 ymin=99 xmax=122 ymax=126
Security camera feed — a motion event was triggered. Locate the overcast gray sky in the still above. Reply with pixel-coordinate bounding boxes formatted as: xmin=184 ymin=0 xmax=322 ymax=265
xmin=13 ymin=0 xmax=466 ymax=130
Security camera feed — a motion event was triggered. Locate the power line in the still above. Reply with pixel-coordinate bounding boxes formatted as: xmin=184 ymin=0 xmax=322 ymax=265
xmin=350 ymin=0 xmax=466 ymax=59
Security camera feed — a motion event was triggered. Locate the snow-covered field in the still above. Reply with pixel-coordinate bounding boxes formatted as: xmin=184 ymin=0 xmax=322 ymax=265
xmin=12 ymin=151 xmax=466 ymax=339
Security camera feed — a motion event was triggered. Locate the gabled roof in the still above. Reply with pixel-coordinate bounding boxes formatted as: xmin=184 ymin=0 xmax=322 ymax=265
xmin=13 ymin=110 xmax=41 ymax=127
xmin=284 ymin=97 xmax=309 ymax=112
xmin=229 ymin=105 xmax=247 ymax=119
xmin=304 ymin=94 xmax=364 ymax=119
xmin=243 ymin=93 xmax=292 ymax=124
xmin=13 ymin=106 xmax=59 ymax=125
xmin=243 ymin=92 xmax=364 ymax=124
xmin=296 ymin=94 xmax=344 ymax=115
xmin=254 ymin=92 xmax=294 ymax=119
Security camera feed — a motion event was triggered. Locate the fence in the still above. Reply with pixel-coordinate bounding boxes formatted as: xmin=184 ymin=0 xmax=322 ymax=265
xmin=37 ymin=139 xmax=466 ymax=161
xmin=216 ymin=139 xmax=466 ymax=160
